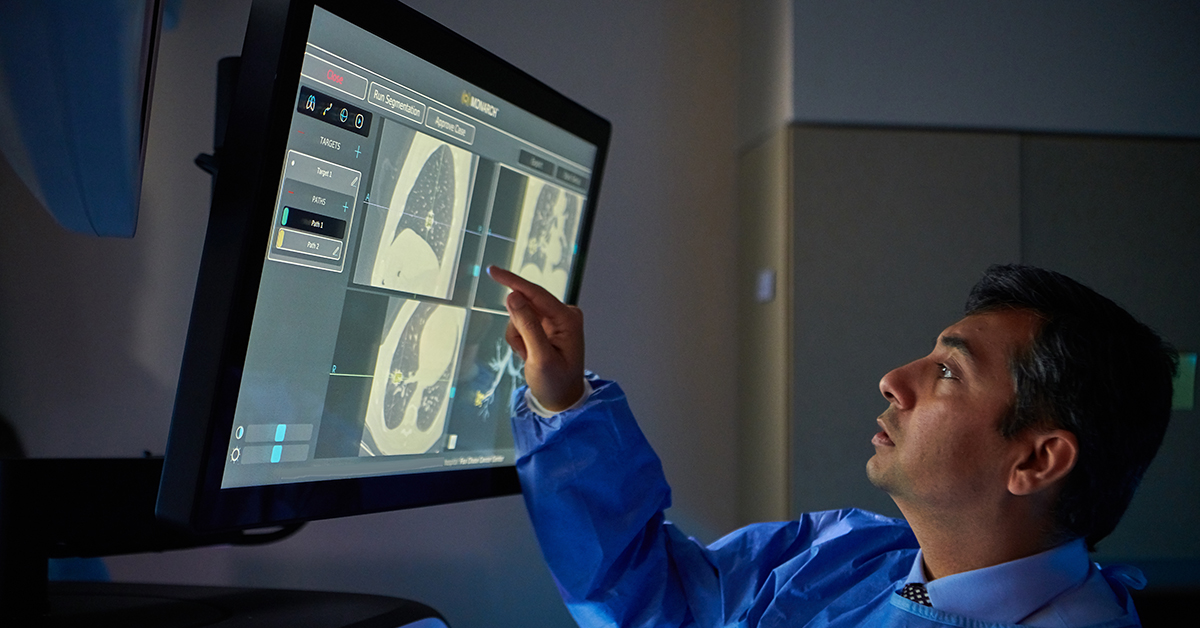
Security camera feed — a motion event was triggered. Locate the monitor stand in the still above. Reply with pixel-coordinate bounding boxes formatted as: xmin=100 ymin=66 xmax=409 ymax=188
xmin=0 ymin=458 xmax=448 ymax=627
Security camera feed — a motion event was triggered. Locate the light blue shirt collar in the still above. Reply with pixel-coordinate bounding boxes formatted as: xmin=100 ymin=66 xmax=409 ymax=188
xmin=905 ymin=538 xmax=1089 ymax=625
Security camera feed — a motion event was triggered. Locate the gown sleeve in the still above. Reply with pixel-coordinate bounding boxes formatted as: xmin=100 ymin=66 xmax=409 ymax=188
xmin=512 ymin=378 xmax=845 ymax=628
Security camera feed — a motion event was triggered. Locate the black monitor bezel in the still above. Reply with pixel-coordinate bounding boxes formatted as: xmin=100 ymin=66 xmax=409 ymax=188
xmin=156 ymin=0 xmax=610 ymax=532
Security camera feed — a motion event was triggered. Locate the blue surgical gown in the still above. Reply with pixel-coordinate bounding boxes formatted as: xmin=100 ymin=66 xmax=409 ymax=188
xmin=511 ymin=379 xmax=1142 ymax=628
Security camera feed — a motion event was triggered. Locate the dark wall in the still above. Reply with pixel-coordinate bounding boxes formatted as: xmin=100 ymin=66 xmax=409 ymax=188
xmin=792 ymin=0 xmax=1200 ymax=138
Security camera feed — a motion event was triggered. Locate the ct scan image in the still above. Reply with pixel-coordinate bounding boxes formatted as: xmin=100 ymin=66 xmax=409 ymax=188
xmin=361 ymin=297 xmax=467 ymax=456
xmin=511 ymin=177 xmax=582 ymax=301
xmin=448 ymin=310 xmax=523 ymax=452
xmin=356 ymin=120 xmax=477 ymax=300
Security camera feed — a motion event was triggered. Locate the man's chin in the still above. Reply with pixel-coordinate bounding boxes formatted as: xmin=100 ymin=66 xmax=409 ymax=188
xmin=865 ymin=455 xmax=894 ymax=493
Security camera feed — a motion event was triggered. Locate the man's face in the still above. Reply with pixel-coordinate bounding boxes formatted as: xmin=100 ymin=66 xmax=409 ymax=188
xmin=866 ymin=309 xmax=1043 ymax=514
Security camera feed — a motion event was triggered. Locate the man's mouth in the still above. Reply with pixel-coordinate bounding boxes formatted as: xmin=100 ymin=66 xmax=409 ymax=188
xmin=872 ymin=414 xmax=895 ymax=447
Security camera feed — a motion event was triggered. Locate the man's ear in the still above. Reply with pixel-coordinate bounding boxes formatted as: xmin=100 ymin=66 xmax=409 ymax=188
xmin=1009 ymin=429 xmax=1078 ymax=496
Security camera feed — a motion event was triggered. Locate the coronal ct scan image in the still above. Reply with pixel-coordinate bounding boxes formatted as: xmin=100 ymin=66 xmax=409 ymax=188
xmin=357 ymin=120 xmax=477 ymax=300
xmin=448 ymin=311 xmax=524 ymax=450
xmin=362 ymin=298 xmax=467 ymax=456
xmin=512 ymin=177 xmax=582 ymax=301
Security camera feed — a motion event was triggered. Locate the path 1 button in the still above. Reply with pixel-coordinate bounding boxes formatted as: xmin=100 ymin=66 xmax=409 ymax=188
xmin=281 ymin=206 xmax=347 ymax=239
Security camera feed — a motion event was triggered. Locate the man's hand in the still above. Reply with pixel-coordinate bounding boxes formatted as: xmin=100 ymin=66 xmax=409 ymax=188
xmin=487 ymin=266 xmax=585 ymax=412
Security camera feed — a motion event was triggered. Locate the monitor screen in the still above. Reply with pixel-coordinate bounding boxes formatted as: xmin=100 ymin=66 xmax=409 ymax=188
xmin=157 ymin=0 xmax=609 ymax=532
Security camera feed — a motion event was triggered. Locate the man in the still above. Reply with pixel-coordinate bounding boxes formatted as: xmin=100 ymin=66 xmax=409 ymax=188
xmin=488 ymin=264 xmax=1175 ymax=627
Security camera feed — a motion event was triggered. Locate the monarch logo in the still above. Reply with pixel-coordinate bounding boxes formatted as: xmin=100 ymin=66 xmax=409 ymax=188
xmin=461 ymin=91 xmax=499 ymax=118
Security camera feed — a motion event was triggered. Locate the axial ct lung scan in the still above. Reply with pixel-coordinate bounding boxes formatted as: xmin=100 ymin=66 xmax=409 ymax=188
xmin=362 ymin=298 xmax=465 ymax=456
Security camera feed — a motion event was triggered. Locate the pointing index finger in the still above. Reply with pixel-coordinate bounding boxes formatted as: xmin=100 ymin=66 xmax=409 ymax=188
xmin=487 ymin=266 xmax=568 ymax=312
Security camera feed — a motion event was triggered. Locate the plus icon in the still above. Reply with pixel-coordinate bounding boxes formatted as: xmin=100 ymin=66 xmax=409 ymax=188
xmin=342 ymin=201 xmax=349 ymax=212
xmin=354 ymin=145 xmax=362 ymax=158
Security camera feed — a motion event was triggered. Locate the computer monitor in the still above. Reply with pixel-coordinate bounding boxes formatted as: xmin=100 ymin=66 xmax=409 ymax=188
xmin=157 ymin=0 xmax=609 ymax=532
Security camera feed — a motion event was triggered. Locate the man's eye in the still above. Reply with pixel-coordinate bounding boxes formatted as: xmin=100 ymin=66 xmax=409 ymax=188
xmin=938 ymin=364 xmax=956 ymax=379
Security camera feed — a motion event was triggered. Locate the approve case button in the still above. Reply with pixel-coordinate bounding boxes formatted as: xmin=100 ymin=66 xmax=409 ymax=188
xmin=425 ymin=107 xmax=475 ymax=144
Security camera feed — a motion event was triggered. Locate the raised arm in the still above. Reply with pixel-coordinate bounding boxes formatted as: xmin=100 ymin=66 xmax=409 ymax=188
xmin=487 ymin=266 xmax=903 ymax=627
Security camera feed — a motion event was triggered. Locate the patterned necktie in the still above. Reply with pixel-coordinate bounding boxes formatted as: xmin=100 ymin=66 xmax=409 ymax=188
xmin=897 ymin=582 xmax=932 ymax=607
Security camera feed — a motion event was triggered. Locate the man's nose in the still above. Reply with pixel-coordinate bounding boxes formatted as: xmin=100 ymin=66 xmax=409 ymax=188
xmin=879 ymin=361 xmax=917 ymax=409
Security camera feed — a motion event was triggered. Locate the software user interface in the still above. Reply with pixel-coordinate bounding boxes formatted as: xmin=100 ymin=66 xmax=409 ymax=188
xmin=220 ymin=7 xmax=597 ymax=488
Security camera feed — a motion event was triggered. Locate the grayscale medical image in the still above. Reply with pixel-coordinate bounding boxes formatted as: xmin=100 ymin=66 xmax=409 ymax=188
xmin=512 ymin=178 xmax=582 ymax=301
xmin=447 ymin=311 xmax=523 ymax=452
xmin=355 ymin=120 xmax=476 ymax=300
xmin=362 ymin=297 xmax=466 ymax=455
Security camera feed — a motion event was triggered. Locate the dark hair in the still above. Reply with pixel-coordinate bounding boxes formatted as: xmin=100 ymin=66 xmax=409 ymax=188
xmin=965 ymin=264 xmax=1176 ymax=551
